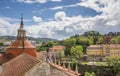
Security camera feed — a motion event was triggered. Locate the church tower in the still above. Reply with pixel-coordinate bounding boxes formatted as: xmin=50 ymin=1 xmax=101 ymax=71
xmin=17 ymin=17 xmax=26 ymax=49
xmin=17 ymin=17 xmax=26 ymax=40
xmin=6 ymin=17 xmax=37 ymax=60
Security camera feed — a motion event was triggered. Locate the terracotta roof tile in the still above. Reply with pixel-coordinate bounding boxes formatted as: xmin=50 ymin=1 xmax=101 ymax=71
xmin=7 ymin=40 xmax=35 ymax=48
xmin=49 ymin=46 xmax=65 ymax=51
xmin=1 ymin=53 xmax=39 ymax=76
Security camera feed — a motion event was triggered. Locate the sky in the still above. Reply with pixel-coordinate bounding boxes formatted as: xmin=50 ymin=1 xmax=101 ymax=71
xmin=0 ymin=0 xmax=120 ymax=40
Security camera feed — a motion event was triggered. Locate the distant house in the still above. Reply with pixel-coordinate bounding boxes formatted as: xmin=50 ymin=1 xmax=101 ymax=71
xmin=3 ymin=42 xmax=11 ymax=46
xmin=86 ymin=45 xmax=104 ymax=61
xmin=49 ymin=46 xmax=65 ymax=59
xmin=86 ymin=44 xmax=120 ymax=61
xmin=102 ymin=44 xmax=120 ymax=58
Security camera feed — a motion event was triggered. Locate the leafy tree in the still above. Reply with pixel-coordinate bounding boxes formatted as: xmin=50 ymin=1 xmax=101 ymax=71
xmin=76 ymin=36 xmax=93 ymax=45
xmin=116 ymin=36 xmax=120 ymax=44
xmin=36 ymin=46 xmax=45 ymax=52
xmin=0 ymin=42 xmax=3 ymax=46
xmin=63 ymin=38 xmax=76 ymax=56
xmin=63 ymin=38 xmax=76 ymax=46
xmin=76 ymin=36 xmax=92 ymax=53
xmin=111 ymin=37 xmax=117 ymax=44
xmin=85 ymin=72 xmax=96 ymax=76
xmin=70 ymin=45 xmax=84 ymax=59
xmin=106 ymin=57 xmax=120 ymax=76
xmin=47 ymin=41 xmax=56 ymax=48
xmin=97 ymin=37 xmax=104 ymax=44
xmin=55 ymin=50 xmax=64 ymax=60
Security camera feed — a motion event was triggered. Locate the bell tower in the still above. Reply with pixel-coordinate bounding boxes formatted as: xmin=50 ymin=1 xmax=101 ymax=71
xmin=17 ymin=17 xmax=26 ymax=40
xmin=6 ymin=16 xmax=37 ymax=60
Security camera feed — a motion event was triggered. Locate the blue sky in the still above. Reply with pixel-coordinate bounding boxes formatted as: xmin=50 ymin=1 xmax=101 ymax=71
xmin=0 ymin=0 xmax=99 ymax=23
xmin=0 ymin=0 xmax=120 ymax=40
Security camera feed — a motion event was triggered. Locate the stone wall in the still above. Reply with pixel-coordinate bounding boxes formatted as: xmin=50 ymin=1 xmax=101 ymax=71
xmin=25 ymin=61 xmax=71 ymax=76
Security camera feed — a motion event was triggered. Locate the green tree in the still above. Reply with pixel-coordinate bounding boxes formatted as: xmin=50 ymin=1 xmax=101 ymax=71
xmin=106 ymin=57 xmax=120 ymax=76
xmin=55 ymin=50 xmax=64 ymax=60
xmin=70 ymin=45 xmax=84 ymax=59
xmin=85 ymin=72 xmax=96 ymax=76
xmin=36 ymin=46 xmax=45 ymax=52
xmin=63 ymin=38 xmax=76 ymax=56
xmin=0 ymin=42 xmax=3 ymax=46
xmin=76 ymin=36 xmax=92 ymax=45
xmin=76 ymin=36 xmax=92 ymax=53
xmin=111 ymin=37 xmax=117 ymax=44
xmin=116 ymin=36 xmax=120 ymax=44
xmin=97 ymin=37 xmax=104 ymax=44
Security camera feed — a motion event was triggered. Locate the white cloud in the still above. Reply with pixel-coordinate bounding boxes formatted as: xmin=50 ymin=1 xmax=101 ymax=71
xmin=33 ymin=16 xmax=43 ymax=23
xmin=16 ymin=0 xmax=61 ymax=4
xmin=50 ymin=3 xmax=80 ymax=10
xmin=16 ymin=0 xmax=36 ymax=4
xmin=0 ymin=0 xmax=120 ymax=40
xmin=50 ymin=6 xmax=63 ymax=10
xmin=79 ymin=0 xmax=120 ymax=26
xmin=65 ymin=28 xmax=73 ymax=33
xmin=55 ymin=11 xmax=66 ymax=21
xmin=0 ymin=18 xmax=19 ymax=36
xmin=51 ymin=0 xmax=61 ymax=2
xmin=36 ymin=0 xmax=47 ymax=3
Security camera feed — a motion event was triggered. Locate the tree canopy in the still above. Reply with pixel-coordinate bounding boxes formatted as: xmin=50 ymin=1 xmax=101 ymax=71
xmin=106 ymin=57 xmax=120 ymax=76
xmin=70 ymin=45 xmax=84 ymax=59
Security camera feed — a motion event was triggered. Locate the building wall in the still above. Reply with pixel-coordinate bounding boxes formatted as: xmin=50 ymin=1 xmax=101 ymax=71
xmin=86 ymin=49 xmax=103 ymax=56
xmin=86 ymin=44 xmax=120 ymax=61
xmin=0 ymin=53 xmax=6 ymax=64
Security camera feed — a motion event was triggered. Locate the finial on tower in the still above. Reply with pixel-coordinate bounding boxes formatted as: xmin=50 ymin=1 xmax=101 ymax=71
xmin=20 ymin=14 xmax=24 ymax=28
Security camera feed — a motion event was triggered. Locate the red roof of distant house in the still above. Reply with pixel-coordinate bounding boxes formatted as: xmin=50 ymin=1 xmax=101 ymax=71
xmin=49 ymin=45 xmax=65 ymax=51
xmin=1 ymin=53 xmax=39 ymax=76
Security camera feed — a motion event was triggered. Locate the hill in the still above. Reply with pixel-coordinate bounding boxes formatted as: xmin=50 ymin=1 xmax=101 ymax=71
xmin=0 ymin=35 xmax=58 ymax=42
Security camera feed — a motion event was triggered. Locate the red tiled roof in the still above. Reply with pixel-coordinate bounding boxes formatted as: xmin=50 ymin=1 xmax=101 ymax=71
xmin=6 ymin=39 xmax=37 ymax=59
xmin=7 ymin=40 xmax=35 ymax=48
xmin=49 ymin=45 xmax=65 ymax=51
xmin=1 ymin=53 xmax=39 ymax=76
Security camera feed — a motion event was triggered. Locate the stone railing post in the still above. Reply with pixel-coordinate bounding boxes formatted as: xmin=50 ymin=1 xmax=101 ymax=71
xmin=58 ymin=60 xmax=61 ymax=66
xmin=75 ymin=64 xmax=78 ymax=74
xmin=63 ymin=61 xmax=65 ymax=68
xmin=68 ymin=63 xmax=71 ymax=71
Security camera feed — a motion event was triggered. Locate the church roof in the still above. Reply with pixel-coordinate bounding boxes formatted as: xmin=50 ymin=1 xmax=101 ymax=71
xmin=5 ymin=17 xmax=37 ymax=58
xmin=7 ymin=40 xmax=35 ymax=49
xmin=1 ymin=53 xmax=39 ymax=76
